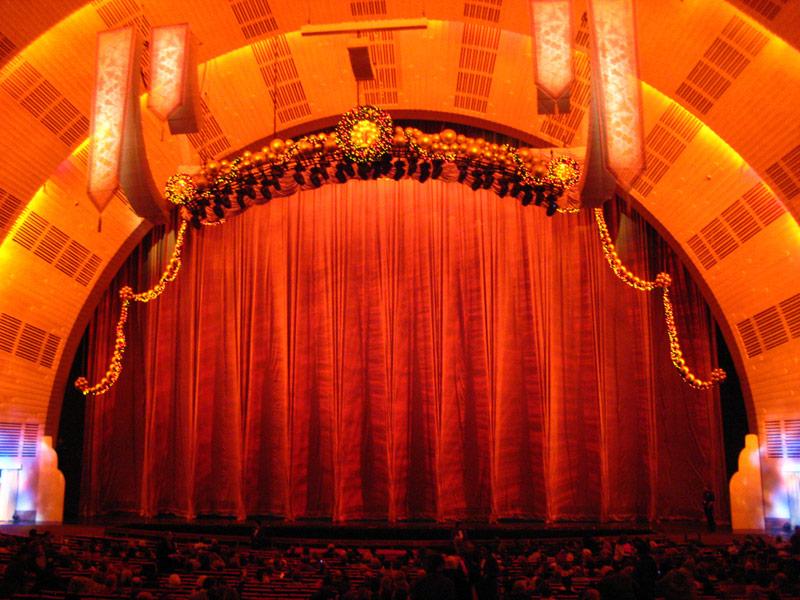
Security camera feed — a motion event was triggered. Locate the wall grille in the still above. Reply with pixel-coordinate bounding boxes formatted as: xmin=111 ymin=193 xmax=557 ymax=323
xmin=764 ymin=419 xmax=800 ymax=459
xmin=0 ymin=312 xmax=61 ymax=369
xmin=0 ymin=314 xmax=22 ymax=354
xmin=765 ymin=420 xmax=783 ymax=458
xmin=0 ymin=423 xmax=38 ymax=459
xmin=630 ymin=104 xmax=701 ymax=197
xmin=753 ymin=306 xmax=789 ymax=350
xmin=454 ymin=23 xmax=500 ymax=114
xmin=463 ymin=0 xmax=502 ymax=23
xmin=11 ymin=210 xmax=103 ymax=286
xmin=765 ymin=143 xmax=800 ymax=202
xmin=0 ymin=58 xmax=88 ymax=148
xmin=674 ymin=16 xmax=767 ymax=115
xmin=0 ymin=32 xmax=16 ymax=67
xmin=735 ymin=318 xmax=761 ymax=358
xmin=358 ymin=31 xmax=399 ymax=106
xmin=350 ymin=0 xmax=387 ymax=17
xmin=0 ymin=187 xmax=23 ymax=237
xmin=229 ymin=0 xmax=278 ymax=40
xmin=687 ymin=235 xmax=717 ymax=270
xmin=736 ymin=0 xmax=787 ymax=20
xmin=686 ymin=183 xmax=785 ymax=270
xmin=186 ymin=99 xmax=233 ymax=160
xmin=736 ymin=292 xmax=800 ymax=357
xmin=700 ymin=218 xmax=738 ymax=260
xmin=251 ymin=36 xmax=311 ymax=124
xmin=778 ymin=293 xmax=800 ymax=339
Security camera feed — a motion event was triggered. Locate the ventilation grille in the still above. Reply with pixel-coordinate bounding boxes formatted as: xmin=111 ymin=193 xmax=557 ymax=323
xmin=700 ymin=219 xmax=738 ymax=260
xmin=753 ymin=306 xmax=788 ymax=350
xmin=0 ymin=32 xmax=17 ymax=67
xmin=736 ymin=318 xmax=761 ymax=358
xmin=720 ymin=200 xmax=760 ymax=243
xmin=72 ymin=145 xmax=90 ymax=168
xmin=765 ymin=143 xmax=800 ymax=202
xmin=537 ymin=16 xmax=591 ymax=145
xmin=686 ymin=183 xmax=786 ymax=269
xmin=0 ymin=423 xmax=39 ymax=459
xmin=687 ymin=235 xmax=717 ymax=270
xmin=229 ymin=0 xmax=278 ymax=40
xmin=764 ymin=419 xmax=800 ymax=459
xmin=787 ymin=420 xmax=800 ymax=459
xmin=186 ymin=99 xmax=233 ymax=160
xmin=454 ymin=23 xmax=500 ymax=113
xmin=0 ymin=187 xmax=23 ymax=237
xmin=463 ymin=0 xmax=502 ymax=23
xmin=574 ymin=11 xmax=590 ymax=49
xmin=350 ymin=0 xmax=387 ymax=17
xmin=11 ymin=210 xmax=103 ymax=285
xmin=0 ymin=314 xmax=22 ymax=354
xmin=16 ymin=323 xmax=47 ymax=363
xmin=251 ymin=36 xmax=311 ymax=124
xmin=0 ymin=57 xmax=89 ymax=147
xmin=736 ymin=0 xmax=788 ymax=20
xmin=92 ymin=0 xmax=152 ymax=88
xmin=0 ymin=313 xmax=61 ymax=369
xmin=779 ymin=293 xmax=800 ymax=339
xmin=630 ymin=104 xmax=702 ymax=196
xmin=736 ymin=292 xmax=800 ymax=358
xmin=358 ymin=31 xmax=398 ymax=106
xmin=675 ymin=16 xmax=767 ymax=115
xmin=743 ymin=182 xmax=786 ymax=224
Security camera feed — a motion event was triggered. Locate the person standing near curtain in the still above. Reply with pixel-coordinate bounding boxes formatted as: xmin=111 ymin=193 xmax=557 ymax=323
xmin=703 ymin=487 xmax=716 ymax=532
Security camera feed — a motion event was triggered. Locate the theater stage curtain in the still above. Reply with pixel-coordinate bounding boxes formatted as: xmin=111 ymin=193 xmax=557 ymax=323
xmin=80 ymin=180 xmax=726 ymax=522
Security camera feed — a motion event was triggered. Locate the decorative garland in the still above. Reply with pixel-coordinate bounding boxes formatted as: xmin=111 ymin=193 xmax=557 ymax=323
xmin=170 ymin=108 xmax=582 ymax=224
xmin=594 ymin=208 xmax=726 ymax=390
xmin=74 ymin=219 xmax=188 ymax=396
xmin=75 ymin=107 xmax=719 ymax=395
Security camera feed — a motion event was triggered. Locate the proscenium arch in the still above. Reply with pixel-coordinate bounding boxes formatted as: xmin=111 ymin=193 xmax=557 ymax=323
xmin=0 ymin=1 xmax=797 ymax=466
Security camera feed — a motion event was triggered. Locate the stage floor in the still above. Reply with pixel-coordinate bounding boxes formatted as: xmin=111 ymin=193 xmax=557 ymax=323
xmin=1 ymin=517 xmax=739 ymax=548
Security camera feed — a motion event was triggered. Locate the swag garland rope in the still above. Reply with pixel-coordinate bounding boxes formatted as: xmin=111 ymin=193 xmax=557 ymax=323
xmin=593 ymin=208 xmax=726 ymax=390
xmin=74 ymin=219 xmax=188 ymax=396
xmin=74 ymin=108 xmax=724 ymax=396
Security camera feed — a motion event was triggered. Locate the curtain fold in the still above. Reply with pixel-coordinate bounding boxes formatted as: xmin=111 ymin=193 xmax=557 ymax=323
xmin=81 ymin=181 xmax=725 ymax=522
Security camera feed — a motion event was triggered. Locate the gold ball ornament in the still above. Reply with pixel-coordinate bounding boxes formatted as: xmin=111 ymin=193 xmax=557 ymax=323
xmin=441 ymin=129 xmax=457 ymax=144
xmin=297 ymin=139 xmax=314 ymax=155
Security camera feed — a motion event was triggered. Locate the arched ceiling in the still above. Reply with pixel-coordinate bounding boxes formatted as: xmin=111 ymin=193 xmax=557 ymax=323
xmin=0 ymin=0 xmax=798 ymax=447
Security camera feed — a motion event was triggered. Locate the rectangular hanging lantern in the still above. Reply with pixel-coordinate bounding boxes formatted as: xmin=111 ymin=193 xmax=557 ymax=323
xmin=88 ymin=26 xmax=137 ymax=212
xmin=530 ymin=0 xmax=573 ymax=105
xmin=148 ymin=23 xmax=199 ymax=134
xmin=88 ymin=26 xmax=168 ymax=222
xmin=587 ymin=0 xmax=644 ymax=182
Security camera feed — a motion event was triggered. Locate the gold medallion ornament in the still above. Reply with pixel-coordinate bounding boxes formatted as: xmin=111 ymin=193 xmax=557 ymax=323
xmin=165 ymin=173 xmax=196 ymax=206
xmin=335 ymin=105 xmax=393 ymax=163
xmin=547 ymin=155 xmax=581 ymax=189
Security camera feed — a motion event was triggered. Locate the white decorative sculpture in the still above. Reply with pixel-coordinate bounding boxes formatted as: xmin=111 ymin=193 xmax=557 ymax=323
xmin=729 ymin=434 xmax=765 ymax=532
xmin=35 ymin=436 xmax=65 ymax=523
